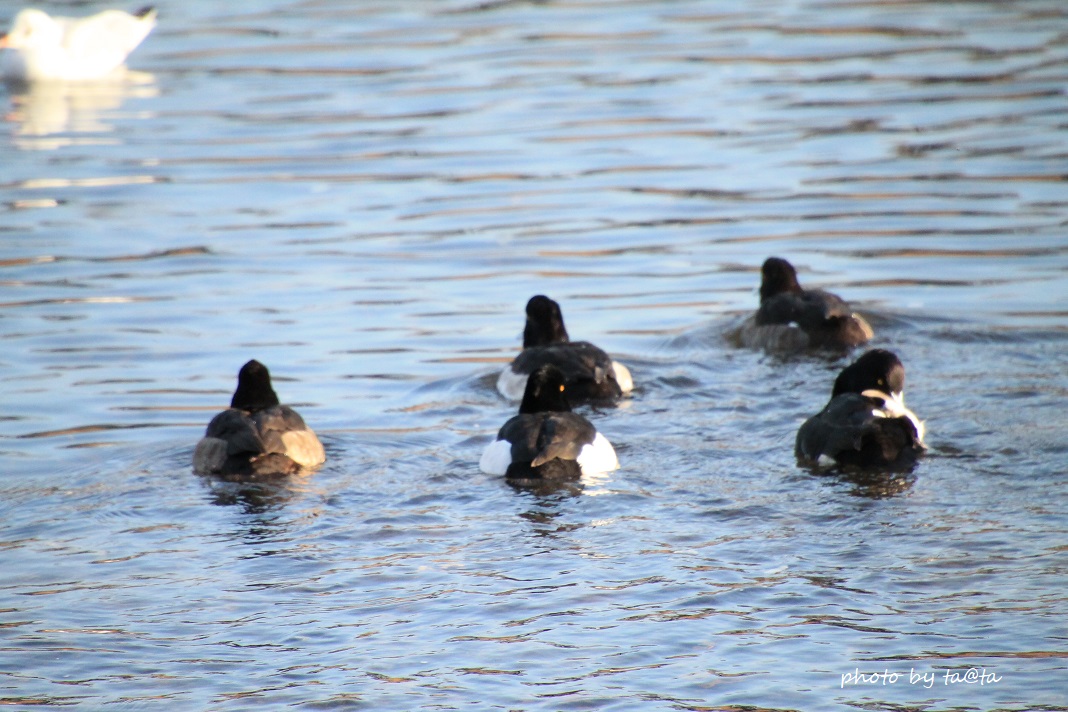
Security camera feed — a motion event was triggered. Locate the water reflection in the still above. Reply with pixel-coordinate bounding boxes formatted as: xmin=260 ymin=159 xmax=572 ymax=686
xmin=506 ymin=475 xmax=584 ymax=500
xmin=3 ymin=73 xmax=156 ymax=148
xmin=199 ymin=473 xmax=304 ymax=514
xmin=804 ymin=463 xmax=918 ymax=499
xmin=506 ymin=476 xmax=591 ymax=540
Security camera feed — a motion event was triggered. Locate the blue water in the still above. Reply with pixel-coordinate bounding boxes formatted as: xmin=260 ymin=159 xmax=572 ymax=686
xmin=1 ymin=0 xmax=1066 ymax=709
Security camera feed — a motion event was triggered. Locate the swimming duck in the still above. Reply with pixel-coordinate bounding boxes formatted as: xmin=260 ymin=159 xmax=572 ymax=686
xmin=497 ymin=295 xmax=633 ymax=402
xmin=193 ymin=360 xmax=326 ymax=477
xmin=1 ymin=7 xmax=156 ymax=83
xmin=738 ymin=257 xmax=873 ymax=352
xmin=481 ymin=364 xmax=619 ymax=479
xmin=796 ymin=349 xmax=925 ymax=468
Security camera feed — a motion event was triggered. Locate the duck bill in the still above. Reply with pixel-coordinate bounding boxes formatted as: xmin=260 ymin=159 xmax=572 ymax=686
xmin=861 ymin=389 xmax=925 ymax=444
xmin=0 ymin=34 xmax=9 ymax=49
xmin=859 ymin=388 xmax=892 ymax=404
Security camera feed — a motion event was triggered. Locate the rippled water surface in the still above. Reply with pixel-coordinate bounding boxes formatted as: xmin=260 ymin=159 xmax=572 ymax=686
xmin=2 ymin=0 xmax=1067 ymax=709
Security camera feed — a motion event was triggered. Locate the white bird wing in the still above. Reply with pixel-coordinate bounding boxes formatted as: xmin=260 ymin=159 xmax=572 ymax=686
xmin=60 ymin=10 xmax=155 ymax=73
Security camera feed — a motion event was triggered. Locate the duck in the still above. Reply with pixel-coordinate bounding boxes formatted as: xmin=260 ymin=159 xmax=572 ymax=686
xmin=0 ymin=6 xmax=156 ymax=83
xmin=496 ymin=295 xmax=633 ymax=402
xmin=193 ymin=360 xmax=326 ymax=477
xmin=481 ymin=364 xmax=619 ymax=479
xmin=737 ymin=257 xmax=873 ymax=352
xmin=796 ymin=349 xmax=926 ymax=468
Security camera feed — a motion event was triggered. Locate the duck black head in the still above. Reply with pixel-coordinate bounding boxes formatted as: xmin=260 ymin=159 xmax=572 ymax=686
xmin=230 ymin=359 xmax=281 ymax=411
xmin=519 ymin=364 xmax=571 ymax=414
xmin=523 ymin=294 xmax=569 ymax=348
xmin=759 ymin=257 xmax=803 ymax=303
xmin=832 ymin=349 xmax=906 ymax=398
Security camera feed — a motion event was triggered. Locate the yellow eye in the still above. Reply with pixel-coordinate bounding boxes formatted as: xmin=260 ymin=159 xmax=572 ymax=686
xmin=559 ymin=384 xmax=565 ymax=392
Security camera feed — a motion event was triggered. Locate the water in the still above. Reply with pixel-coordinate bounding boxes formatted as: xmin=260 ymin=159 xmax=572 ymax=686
xmin=1 ymin=0 xmax=1066 ymax=709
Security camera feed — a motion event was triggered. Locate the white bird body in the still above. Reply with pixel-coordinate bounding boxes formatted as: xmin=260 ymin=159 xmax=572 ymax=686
xmin=1 ymin=7 xmax=156 ymax=82
xmin=480 ymin=431 xmax=618 ymax=478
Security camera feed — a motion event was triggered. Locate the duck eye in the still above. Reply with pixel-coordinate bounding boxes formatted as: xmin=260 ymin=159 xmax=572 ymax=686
xmin=559 ymin=384 xmax=565 ymax=392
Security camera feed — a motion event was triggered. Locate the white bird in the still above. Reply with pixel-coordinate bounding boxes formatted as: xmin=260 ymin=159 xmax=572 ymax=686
xmin=0 ymin=6 xmax=156 ymax=83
